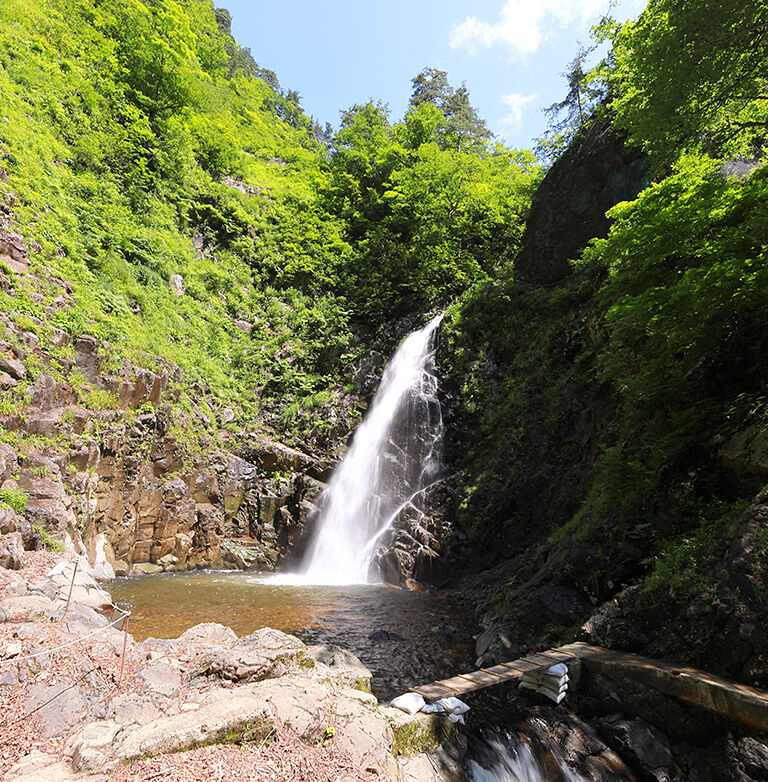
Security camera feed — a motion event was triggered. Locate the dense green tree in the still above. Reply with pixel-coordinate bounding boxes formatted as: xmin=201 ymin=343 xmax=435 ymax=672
xmin=610 ymin=0 xmax=768 ymax=167
xmin=408 ymin=68 xmax=491 ymax=152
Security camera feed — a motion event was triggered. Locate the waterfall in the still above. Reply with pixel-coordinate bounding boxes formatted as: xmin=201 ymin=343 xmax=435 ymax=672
xmin=299 ymin=313 xmax=444 ymax=585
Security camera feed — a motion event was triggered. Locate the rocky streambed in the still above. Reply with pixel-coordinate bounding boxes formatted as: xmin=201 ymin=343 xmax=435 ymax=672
xmin=0 ymin=551 xmax=465 ymax=782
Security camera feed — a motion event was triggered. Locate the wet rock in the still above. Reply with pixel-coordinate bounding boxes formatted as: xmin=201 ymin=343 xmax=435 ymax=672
xmin=130 ymin=562 xmax=162 ymax=575
xmin=729 ymin=736 xmax=768 ymax=781
xmin=221 ymin=537 xmax=277 ymax=570
xmin=370 ymin=630 xmax=406 ymax=642
xmin=597 ymin=715 xmax=673 ymax=782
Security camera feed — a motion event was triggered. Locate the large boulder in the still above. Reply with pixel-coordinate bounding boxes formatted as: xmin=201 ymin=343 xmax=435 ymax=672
xmin=515 ymin=115 xmax=647 ymax=285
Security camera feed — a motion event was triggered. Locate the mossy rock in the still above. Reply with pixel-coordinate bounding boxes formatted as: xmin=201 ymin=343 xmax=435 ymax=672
xmin=381 ymin=707 xmax=452 ymax=757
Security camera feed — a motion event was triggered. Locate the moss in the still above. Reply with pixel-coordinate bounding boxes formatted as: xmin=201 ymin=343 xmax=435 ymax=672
xmin=388 ymin=714 xmax=451 ymax=757
xmin=352 ymin=676 xmax=371 ymax=693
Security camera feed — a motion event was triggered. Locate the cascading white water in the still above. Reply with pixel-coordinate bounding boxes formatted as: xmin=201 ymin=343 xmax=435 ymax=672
xmin=467 ymin=728 xmax=589 ymax=782
xmin=298 ymin=313 xmax=444 ymax=585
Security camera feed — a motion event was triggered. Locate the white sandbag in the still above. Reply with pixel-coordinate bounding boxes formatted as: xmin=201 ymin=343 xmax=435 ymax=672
xmin=433 ymin=696 xmax=470 ymax=715
xmin=390 ymin=692 xmax=426 ymax=715
xmin=448 ymin=712 xmax=466 ymax=724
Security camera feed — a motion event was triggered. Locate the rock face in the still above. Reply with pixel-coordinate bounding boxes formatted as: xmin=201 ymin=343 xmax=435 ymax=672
xmin=515 ymin=114 xmax=647 ymax=285
xmin=581 ymin=484 xmax=768 ymax=690
xmin=0 ymin=309 xmax=324 ymax=575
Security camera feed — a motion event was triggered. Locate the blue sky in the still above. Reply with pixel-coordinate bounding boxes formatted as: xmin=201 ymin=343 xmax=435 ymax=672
xmin=222 ymin=0 xmax=647 ymax=151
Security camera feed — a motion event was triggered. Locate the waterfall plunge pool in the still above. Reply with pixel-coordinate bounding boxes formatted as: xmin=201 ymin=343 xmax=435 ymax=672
xmin=110 ymin=569 xmax=477 ymax=701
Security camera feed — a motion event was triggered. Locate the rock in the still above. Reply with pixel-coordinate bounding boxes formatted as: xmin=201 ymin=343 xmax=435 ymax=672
xmin=2 ymin=749 xmax=107 ymax=782
xmin=113 ymin=559 xmax=129 ymax=576
xmin=0 ymin=370 xmax=16 ymax=389
xmin=178 ymin=622 xmax=238 ymax=645
xmin=0 ymin=231 xmax=29 ymax=263
xmin=255 ymin=677 xmax=397 ymax=777
xmin=25 ymin=680 xmax=91 ymax=738
xmin=130 ymin=562 xmax=162 ymax=575
xmin=0 ymin=505 xmax=18 ymax=534
xmin=114 ymin=695 xmax=276 ymax=761
xmin=729 ymin=736 xmax=768 ymax=781
xmin=29 ymin=373 xmax=61 ymax=410
xmin=73 ymin=335 xmax=101 ymax=382
xmin=203 ymin=627 xmax=310 ymax=683
xmin=515 ymin=114 xmax=647 ymax=285
xmin=597 ymin=715 xmax=673 ymax=782
xmin=135 ymin=660 xmax=181 ymax=698
xmin=370 ymin=630 xmax=405 ymax=642
xmin=0 ymin=594 xmax=59 ymax=622
xmin=309 ymin=643 xmax=372 ymax=692
xmin=0 ymin=352 xmax=26 ymax=380
xmin=0 ymin=532 xmax=24 ymax=569
xmin=67 ymin=720 xmax=121 ymax=774
xmin=382 ymin=707 xmax=450 ymax=756
xmin=169 ymin=274 xmax=185 ymax=297
xmin=722 ymin=421 xmax=768 ymax=475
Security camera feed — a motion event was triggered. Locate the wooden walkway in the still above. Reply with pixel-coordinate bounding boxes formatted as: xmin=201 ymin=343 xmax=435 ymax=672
xmin=409 ymin=641 xmax=768 ymax=733
xmin=409 ymin=646 xmax=577 ymax=701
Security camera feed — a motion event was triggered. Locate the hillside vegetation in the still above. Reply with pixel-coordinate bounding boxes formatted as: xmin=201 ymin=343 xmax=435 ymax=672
xmin=1 ymin=0 xmax=767 ymax=687
xmin=0 ymin=0 xmax=537 ymax=452
xmin=441 ymin=0 xmax=768 ymax=684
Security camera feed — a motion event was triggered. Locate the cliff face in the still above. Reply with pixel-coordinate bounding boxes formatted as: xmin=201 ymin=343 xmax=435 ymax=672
xmin=514 ymin=115 xmax=647 ymax=285
xmin=0 ymin=238 xmax=326 ymax=577
xmin=438 ymin=121 xmax=768 ymax=693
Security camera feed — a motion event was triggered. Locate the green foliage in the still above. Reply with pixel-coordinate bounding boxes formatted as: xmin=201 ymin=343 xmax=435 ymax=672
xmin=0 ymin=487 xmax=28 ymax=515
xmin=536 ymin=41 xmax=609 ymax=164
xmin=444 ymin=149 xmax=767 ymax=593
xmin=409 ymin=67 xmax=492 ymax=152
xmin=31 ymin=523 xmax=66 ymax=552
xmin=609 ymin=0 xmax=768 ymax=168
xmin=324 ymin=99 xmax=540 ymax=321
xmin=0 ymin=0 xmax=542 ymax=447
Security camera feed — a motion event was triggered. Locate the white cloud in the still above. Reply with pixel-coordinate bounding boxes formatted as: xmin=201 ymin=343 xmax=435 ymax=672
xmin=451 ymin=0 xmax=610 ymax=57
xmin=498 ymin=92 xmax=537 ymax=133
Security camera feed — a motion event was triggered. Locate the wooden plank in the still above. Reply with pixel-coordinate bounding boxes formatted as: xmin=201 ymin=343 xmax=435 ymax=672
xmin=538 ymin=650 xmax=577 ymax=663
xmin=501 ymin=659 xmax=542 ymax=674
xmin=482 ymin=664 xmax=526 ymax=679
xmin=409 ymin=683 xmax=457 ymax=700
xmin=522 ymin=653 xmax=562 ymax=668
xmin=432 ymin=675 xmax=486 ymax=695
xmin=408 ymin=645 xmax=583 ymax=701
xmin=456 ymin=670 xmax=506 ymax=687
